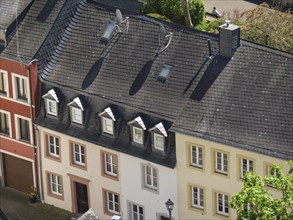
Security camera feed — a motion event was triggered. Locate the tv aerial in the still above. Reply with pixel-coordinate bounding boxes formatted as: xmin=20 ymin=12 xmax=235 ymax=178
xmin=115 ymin=9 xmax=129 ymax=33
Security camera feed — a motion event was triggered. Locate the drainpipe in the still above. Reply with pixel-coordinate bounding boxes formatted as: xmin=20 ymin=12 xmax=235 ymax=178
xmin=35 ymin=125 xmax=44 ymax=202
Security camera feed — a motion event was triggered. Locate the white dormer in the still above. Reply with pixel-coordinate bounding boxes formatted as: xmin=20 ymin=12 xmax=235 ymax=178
xmin=98 ymin=107 xmax=116 ymax=135
xmin=42 ymin=89 xmax=59 ymax=117
xmin=128 ymin=116 xmax=146 ymax=145
xmin=149 ymin=122 xmax=168 ymax=151
xmin=68 ymin=97 xmax=84 ymax=125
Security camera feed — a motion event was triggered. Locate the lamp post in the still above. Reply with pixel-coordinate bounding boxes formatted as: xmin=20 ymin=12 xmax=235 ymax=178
xmin=165 ymin=199 xmax=174 ymax=220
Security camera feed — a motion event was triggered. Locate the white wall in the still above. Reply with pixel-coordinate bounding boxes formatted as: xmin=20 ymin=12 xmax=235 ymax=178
xmin=120 ymin=153 xmax=178 ymax=220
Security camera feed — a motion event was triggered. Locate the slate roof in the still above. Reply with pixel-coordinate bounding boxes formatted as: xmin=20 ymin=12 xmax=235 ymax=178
xmin=36 ymin=0 xmax=293 ymax=161
xmin=172 ymin=42 xmax=293 ymax=160
xmin=0 ymin=0 xmax=33 ymax=29
xmin=0 ymin=0 xmax=66 ymax=64
xmin=38 ymin=0 xmax=218 ymax=122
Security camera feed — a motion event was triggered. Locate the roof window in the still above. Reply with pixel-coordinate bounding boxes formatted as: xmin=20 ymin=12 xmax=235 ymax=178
xmin=98 ymin=107 xmax=116 ymax=135
xmin=157 ymin=64 xmax=172 ymax=83
xmin=100 ymin=20 xmax=116 ymax=45
xmin=68 ymin=97 xmax=84 ymax=125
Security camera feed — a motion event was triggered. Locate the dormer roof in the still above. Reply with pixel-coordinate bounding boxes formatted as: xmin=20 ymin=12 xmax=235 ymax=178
xmin=68 ymin=97 xmax=84 ymax=111
xmin=98 ymin=107 xmax=116 ymax=121
xmin=42 ymin=89 xmax=59 ymax=103
xmin=149 ymin=122 xmax=168 ymax=137
xmin=128 ymin=116 xmax=146 ymax=130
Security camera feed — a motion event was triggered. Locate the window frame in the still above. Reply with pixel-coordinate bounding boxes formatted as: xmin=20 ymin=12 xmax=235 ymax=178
xmin=190 ymin=144 xmax=203 ymax=168
xmin=153 ymin=133 xmax=165 ymax=151
xmin=214 ymin=150 xmax=228 ymax=175
xmin=0 ymin=110 xmax=11 ymax=137
xmin=143 ymin=164 xmax=158 ymax=191
xmin=12 ymin=73 xmax=30 ymax=103
xmin=102 ymin=117 xmax=114 ymax=135
xmin=70 ymin=141 xmax=86 ymax=169
xmin=0 ymin=70 xmax=8 ymax=96
xmin=101 ymin=150 xmax=118 ymax=179
xmin=241 ymin=158 xmax=254 ymax=179
xmin=71 ymin=106 xmax=83 ymax=124
xmin=129 ymin=201 xmax=144 ymax=220
xmin=45 ymin=98 xmax=58 ymax=116
xmin=216 ymin=192 xmax=229 ymax=216
xmin=103 ymin=189 xmax=120 ymax=216
xmin=132 ymin=126 xmax=144 ymax=145
xmin=45 ymin=134 xmax=60 ymax=159
xmin=191 ymin=185 xmax=204 ymax=210
xmin=14 ymin=114 xmax=32 ymax=143
xmin=46 ymin=171 xmax=64 ymax=200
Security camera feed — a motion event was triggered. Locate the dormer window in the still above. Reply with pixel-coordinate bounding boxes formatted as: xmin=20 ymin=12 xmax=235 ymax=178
xmin=100 ymin=20 xmax=116 ymax=45
xmin=68 ymin=97 xmax=84 ymax=125
xmin=98 ymin=107 xmax=116 ymax=135
xmin=157 ymin=64 xmax=172 ymax=83
xmin=149 ymin=122 xmax=167 ymax=152
xmin=42 ymin=89 xmax=59 ymax=117
xmin=128 ymin=116 xmax=146 ymax=146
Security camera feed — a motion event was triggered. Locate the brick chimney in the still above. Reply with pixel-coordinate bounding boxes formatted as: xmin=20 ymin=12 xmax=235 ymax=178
xmin=219 ymin=20 xmax=240 ymax=57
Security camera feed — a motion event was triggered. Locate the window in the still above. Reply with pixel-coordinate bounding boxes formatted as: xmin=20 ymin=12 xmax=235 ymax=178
xmin=133 ymin=127 xmax=143 ymax=144
xmin=241 ymin=158 xmax=254 ymax=178
xmin=15 ymin=115 xmax=31 ymax=142
xmin=216 ymin=193 xmax=229 ymax=216
xmin=49 ymin=173 xmax=62 ymax=196
xmin=129 ymin=202 xmax=144 ymax=220
xmin=104 ymin=152 xmax=117 ymax=177
xmin=102 ymin=117 xmax=114 ymax=135
xmin=143 ymin=164 xmax=158 ymax=191
xmin=0 ymin=70 xmax=8 ymax=95
xmin=191 ymin=186 xmax=204 ymax=209
xmin=215 ymin=151 xmax=228 ymax=175
xmin=154 ymin=133 xmax=164 ymax=151
xmin=71 ymin=107 xmax=82 ymax=124
xmin=46 ymin=99 xmax=58 ymax=116
xmin=0 ymin=111 xmax=10 ymax=136
xmin=103 ymin=189 xmax=120 ymax=215
xmin=190 ymin=145 xmax=203 ymax=168
xmin=47 ymin=135 xmax=60 ymax=158
xmin=13 ymin=75 xmax=28 ymax=101
xmin=72 ymin=143 xmax=85 ymax=166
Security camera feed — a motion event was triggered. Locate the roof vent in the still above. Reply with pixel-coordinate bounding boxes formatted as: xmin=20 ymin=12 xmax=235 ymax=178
xmin=219 ymin=20 xmax=240 ymax=57
xmin=157 ymin=64 xmax=172 ymax=83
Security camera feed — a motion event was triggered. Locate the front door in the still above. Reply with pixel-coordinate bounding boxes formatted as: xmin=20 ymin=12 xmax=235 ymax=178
xmin=75 ymin=182 xmax=88 ymax=213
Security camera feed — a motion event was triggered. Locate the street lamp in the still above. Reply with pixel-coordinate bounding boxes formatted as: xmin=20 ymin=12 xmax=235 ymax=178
xmin=165 ymin=199 xmax=174 ymax=220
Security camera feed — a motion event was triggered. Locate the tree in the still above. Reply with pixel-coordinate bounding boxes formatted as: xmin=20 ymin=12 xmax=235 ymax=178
xmin=230 ymin=161 xmax=293 ymax=220
xmin=182 ymin=0 xmax=193 ymax=27
xmin=140 ymin=0 xmax=204 ymax=26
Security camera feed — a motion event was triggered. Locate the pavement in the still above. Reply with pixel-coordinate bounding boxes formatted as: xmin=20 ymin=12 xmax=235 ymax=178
xmin=0 ymin=187 xmax=78 ymax=220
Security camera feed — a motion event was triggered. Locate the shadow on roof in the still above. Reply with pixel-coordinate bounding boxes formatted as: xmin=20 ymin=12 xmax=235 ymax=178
xmin=82 ymin=58 xmax=105 ymax=89
xmin=190 ymin=55 xmax=230 ymax=101
xmin=129 ymin=59 xmax=154 ymax=96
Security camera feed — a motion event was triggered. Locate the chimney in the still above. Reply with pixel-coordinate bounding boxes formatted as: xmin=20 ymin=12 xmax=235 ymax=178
xmin=219 ymin=20 xmax=240 ymax=57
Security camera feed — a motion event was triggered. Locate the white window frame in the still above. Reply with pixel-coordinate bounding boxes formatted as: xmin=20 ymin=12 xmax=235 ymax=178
xmin=104 ymin=153 xmax=117 ymax=176
xmin=45 ymin=99 xmax=58 ymax=116
xmin=73 ymin=143 xmax=85 ymax=166
xmin=154 ymin=133 xmax=164 ymax=151
xmin=143 ymin=164 xmax=158 ymax=191
xmin=129 ymin=202 xmax=144 ymax=220
xmin=14 ymin=114 xmax=32 ymax=143
xmin=0 ymin=70 xmax=8 ymax=96
xmin=12 ymin=73 xmax=30 ymax=103
xmin=0 ymin=110 xmax=12 ymax=137
xmin=216 ymin=193 xmax=229 ymax=216
xmin=48 ymin=135 xmax=60 ymax=158
xmin=215 ymin=151 xmax=228 ymax=174
xmin=107 ymin=191 xmax=119 ymax=214
xmin=241 ymin=158 xmax=254 ymax=178
xmin=133 ymin=126 xmax=143 ymax=144
xmin=191 ymin=186 xmax=204 ymax=209
xmin=50 ymin=173 xmax=62 ymax=196
xmin=71 ymin=107 xmax=83 ymax=124
xmin=190 ymin=145 xmax=203 ymax=168
xmin=102 ymin=117 xmax=114 ymax=135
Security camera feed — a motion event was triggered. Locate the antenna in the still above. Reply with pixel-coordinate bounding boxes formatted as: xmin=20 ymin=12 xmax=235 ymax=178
xmin=159 ymin=24 xmax=166 ymax=38
xmin=116 ymin=9 xmax=123 ymax=24
xmin=159 ymin=32 xmax=173 ymax=53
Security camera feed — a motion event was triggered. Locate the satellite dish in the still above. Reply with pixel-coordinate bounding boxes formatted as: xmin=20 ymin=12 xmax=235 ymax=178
xmin=159 ymin=24 xmax=166 ymax=38
xmin=116 ymin=9 xmax=123 ymax=24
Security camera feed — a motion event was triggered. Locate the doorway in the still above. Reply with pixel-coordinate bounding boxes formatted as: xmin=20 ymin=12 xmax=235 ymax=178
xmin=75 ymin=182 xmax=89 ymax=213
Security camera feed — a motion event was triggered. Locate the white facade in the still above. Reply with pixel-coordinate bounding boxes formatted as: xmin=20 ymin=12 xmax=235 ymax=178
xmin=120 ymin=153 xmax=178 ymax=220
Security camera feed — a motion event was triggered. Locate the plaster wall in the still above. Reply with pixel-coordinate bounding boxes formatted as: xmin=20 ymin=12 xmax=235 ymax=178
xmin=176 ymin=133 xmax=289 ymax=219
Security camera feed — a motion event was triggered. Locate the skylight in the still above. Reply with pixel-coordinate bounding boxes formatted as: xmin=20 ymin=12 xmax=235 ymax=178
xmin=157 ymin=64 xmax=172 ymax=83
xmin=100 ymin=20 xmax=116 ymax=45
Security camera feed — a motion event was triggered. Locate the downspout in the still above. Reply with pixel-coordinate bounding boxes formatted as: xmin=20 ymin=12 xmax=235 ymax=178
xmin=35 ymin=125 xmax=44 ymax=202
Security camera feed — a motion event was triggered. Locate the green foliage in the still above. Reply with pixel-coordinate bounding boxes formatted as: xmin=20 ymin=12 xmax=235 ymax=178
xmin=147 ymin=13 xmax=171 ymax=22
xmin=231 ymin=161 xmax=293 ymax=220
xmin=141 ymin=0 xmax=204 ymax=26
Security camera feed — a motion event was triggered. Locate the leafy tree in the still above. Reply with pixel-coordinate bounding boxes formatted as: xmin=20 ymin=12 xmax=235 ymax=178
xmin=231 ymin=161 xmax=293 ymax=220
xmin=140 ymin=0 xmax=204 ymax=26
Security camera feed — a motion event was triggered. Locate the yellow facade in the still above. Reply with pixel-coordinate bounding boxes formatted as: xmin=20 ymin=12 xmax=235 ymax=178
xmin=176 ymin=133 xmax=289 ymax=219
